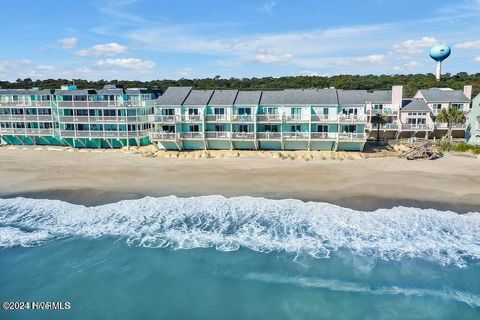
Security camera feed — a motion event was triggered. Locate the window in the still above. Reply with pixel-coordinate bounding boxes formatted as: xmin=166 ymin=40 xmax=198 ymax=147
xmin=189 ymin=125 xmax=199 ymax=132
xmin=267 ymin=107 xmax=278 ymax=114
xmin=343 ymin=125 xmax=356 ymax=133
xmin=373 ymin=104 xmax=383 ymax=110
xmin=265 ymin=125 xmax=278 ymax=132
xmin=291 ymin=125 xmax=301 ymax=132
xmin=323 ymin=108 xmax=329 ymax=116
xmin=215 ymin=124 xmax=225 ymax=131
xmin=214 ymin=108 xmax=225 ymax=115
xmin=451 ymin=104 xmax=462 ymax=110
xmin=239 ymin=124 xmax=249 ymax=132
xmin=238 ymin=108 xmax=251 ymax=115
xmin=75 ymin=109 xmax=88 ymax=116
xmin=188 ymin=108 xmax=199 ymax=115
xmin=317 ymin=125 xmax=328 ymax=132
xmin=161 ymin=109 xmax=174 ymax=116
xmin=434 ymin=103 xmax=442 ymax=110
xmin=291 ymin=108 xmax=302 ymax=115
xmin=162 ymin=125 xmax=175 ymax=133
xmin=103 ymin=109 xmax=116 ymax=116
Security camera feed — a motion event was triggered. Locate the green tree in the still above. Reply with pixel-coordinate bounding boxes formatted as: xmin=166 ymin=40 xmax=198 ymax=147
xmin=371 ymin=113 xmax=388 ymax=143
xmin=436 ymin=107 xmax=466 ymax=144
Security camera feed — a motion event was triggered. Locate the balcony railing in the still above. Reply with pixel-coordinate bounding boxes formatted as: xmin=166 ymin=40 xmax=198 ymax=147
xmin=257 ymin=114 xmax=282 ymax=122
xmin=231 ymin=115 xmax=254 ymax=122
xmin=0 ymin=128 xmax=54 ymax=136
xmin=338 ymin=133 xmax=366 ymax=141
xmin=205 ymin=115 xmax=229 ymax=122
xmin=476 ymin=128 xmax=480 ymax=137
xmin=284 ymin=115 xmax=310 ymax=122
xmin=310 ymin=132 xmax=338 ymax=140
xmin=231 ymin=132 xmax=255 ymax=139
xmin=180 ymin=132 xmax=204 ymax=139
xmin=205 ymin=131 xmax=231 ymax=139
xmin=282 ymin=132 xmax=310 ymax=140
xmin=435 ymin=123 xmax=466 ymax=130
xmin=0 ymin=115 xmax=53 ymax=121
xmin=60 ymin=130 xmax=149 ymax=139
xmin=366 ymin=123 xmax=400 ymax=130
xmin=150 ymin=132 xmax=177 ymax=141
xmin=180 ymin=115 xmax=203 ymax=122
xmin=150 ymin=115 xmax=176 ymax=123
xmin=401 ymin=124 xmax=434 ymax=131
xmin=338 ymin=115 xmax=366 ymax=122
xmin=256 ymin=132 xmax=282 ymax=140
xmin=58 ymin=116 xmax=148 ymax=123
xmin=0 ymin=101 xmax=51 ymax=107
xmin=311 ymin=115 xmax=337 ymax=122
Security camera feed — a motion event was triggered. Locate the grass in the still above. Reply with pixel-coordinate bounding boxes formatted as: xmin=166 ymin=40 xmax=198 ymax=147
xmin=445 ymin=142 xmax=480 ymax=154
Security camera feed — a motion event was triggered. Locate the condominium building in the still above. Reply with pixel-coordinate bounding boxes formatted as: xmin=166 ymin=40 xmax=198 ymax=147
xmin=0 ymin=84 xmax=473 ymax=151
xmin=466 ymin=93 xmax=480 ymax=145
xmin=0 ymin=85 xmax=156 ymax=148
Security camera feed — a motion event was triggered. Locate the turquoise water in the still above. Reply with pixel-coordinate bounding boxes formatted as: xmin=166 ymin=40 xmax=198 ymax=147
xmin=1 ymin=196 xmax=479 ymax=319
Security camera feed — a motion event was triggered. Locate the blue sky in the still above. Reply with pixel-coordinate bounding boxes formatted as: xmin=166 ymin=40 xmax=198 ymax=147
xmin=0 ymin=0 xmax=479 ymax=81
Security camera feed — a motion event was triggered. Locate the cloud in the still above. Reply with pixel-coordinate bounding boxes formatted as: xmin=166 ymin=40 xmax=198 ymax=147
xmin=259 ymin=1 xmax=276 ymax=14
xmin=75 ymin=43 xmax=127 ymax=57
xmin=57 ymin=37 xmax=78 ymax=49
xmin=250 ymin=53 xmax=293 ymax=63
xmin=393 ymin=37 xmax=440 ymax=54
xmin=392 ymin=60 xmax=422 ymax=72
xmin=335 ymin=55 xmax=385 ymax=66
xmin=455 ymin=40 xmax=480 ymax=49
xmin=474 ymin=56 xmax=480 ymax=62
xmin=95 ymin=58 xmax=155 ymax=69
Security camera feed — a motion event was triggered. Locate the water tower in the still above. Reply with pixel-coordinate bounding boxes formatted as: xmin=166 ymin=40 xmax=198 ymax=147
xmin=429 ymin=44 xmax=451 ymax=81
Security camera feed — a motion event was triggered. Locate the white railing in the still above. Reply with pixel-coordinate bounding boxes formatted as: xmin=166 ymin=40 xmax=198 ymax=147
xmin=150 ymin=132 xmax=177 ymax=140
xmin=231 ymin=115 xmax=254 ymax=122
xmin=150 ymin=115 xmax=176 ymax=123
xmin=434 ymin=123 xmax=466 ymax=130
xmin=311 ymin=115 xmax=337 ymax=122
xmin=58 ymin=116 xmax=148 ymax=123
xmin=60 ymin=130 xmax=149 ymax=139
xmin=231 ymin=132 xmax=255 ymax=139
xmin=257 ymin=114 xmax=282 ymax=122
xmin=401 ymin=124 xmax=434 ymax=131
xmin=0 ymin=128 xmax=54 ymax=136
xmin=476 ymin=129 xmax=480 ymax=137
xmin=205 ymin=115 xmax=229 ymax=122
xmin=180 ymin=115 xmax=203 ymax=122
xmin=285 ymin=115 xmax=310 ymax=122
xmin=256 ymin=132 xmax=282 ymax=140
xmin=338 ymin=114 xmax=367 ymax=122
xmin=310 ymin=132 xmax=338 ymax=140
xmin=0 ymin=101 xmax=51 ymax=107
xmin=282 ymin=132 xmax=310 ymax=139
xmin=205 ymin=131 xmax=231 ymax=139
xmin=368 ymin=108 xmax=399 ymax=115
xmin=180 ymin=132 xmax=204 ymax=139
xmin=338 ymin=133 xmax=366 ymax=141
xmin=0 ymin=114 xmax=53 ymax=121
xmin=366 ymin=123 xmax=399 ymax=130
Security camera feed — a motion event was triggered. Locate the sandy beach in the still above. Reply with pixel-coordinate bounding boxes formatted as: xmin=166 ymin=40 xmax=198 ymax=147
xmin=0 ymin=145 xmax=479 ymax=212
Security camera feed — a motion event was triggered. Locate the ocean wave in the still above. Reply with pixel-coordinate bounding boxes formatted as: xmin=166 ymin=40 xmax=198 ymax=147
xmin=0 ymin=196 xmax=479 ymax=267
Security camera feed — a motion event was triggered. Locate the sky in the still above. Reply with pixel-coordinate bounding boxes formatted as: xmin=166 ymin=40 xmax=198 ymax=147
xmin=0 ymin=0 xmax=479 ymax=81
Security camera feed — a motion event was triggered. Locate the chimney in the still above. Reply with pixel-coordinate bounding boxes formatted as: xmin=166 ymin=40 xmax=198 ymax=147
xmin=391 ymin=85 xmax=403 ymax=109
xmin=463 ymin=85 xmax=472 ymax=100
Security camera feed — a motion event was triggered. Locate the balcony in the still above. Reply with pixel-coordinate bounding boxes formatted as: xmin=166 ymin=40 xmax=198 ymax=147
xmin=60 ymin=130 xmax=149 ymax=139
xmin=257 ymin=114 xmax=282 ymax=122
xmin=401 ymin=124 xmax=434 ymax=131
xmin=338 ymin=115 xmax=366 ymax=123
xmin=150 ymin=115 xmax=176 ymax=123
xmin=476 ymin=128 xmax=480 ymax=137
xmin=0 ymin=128 xmax=54 ymax=136
xmin=180 ymin=132 xmax=204 ymax=140
xmin=310 ymin=132 xmax=338 ymax=140
xmin=435 ymin=123 xmax=466 ymax=130
xmin=205 ymin=115 xmax=229 ymax=122
xmin=338 ymin=133 xmax=366 ymax=141
xmin=231 ymin=132 xmax=255 ymax=140
xmin=58 ymin=116 xmax=148 ymax=124
xmin=257 ymin=132 xmax=282 ymax=140
xmin=311 ymin=115 xmax=337 ymax=122
xmin=0 ymin=114 xmax=53 ymax=122
xmin=366 ymin=123 xmax=400 ymax=130
xmin=150 ymin=132 xmax=177 ymax=141
xmin=0 ymin=101 xmax=51 ymax=107
xmin=231 ymin=115 xmax=254 ymax=122
xmin=282 ymin=132 xmax=310 ymax=140
xmin=180 ymin=115 xmax=203 ymax=122
xmin=284 ymin=115 xmax=310 ymax=122
xmin=205 ymin=131 xmax=231 ymax=139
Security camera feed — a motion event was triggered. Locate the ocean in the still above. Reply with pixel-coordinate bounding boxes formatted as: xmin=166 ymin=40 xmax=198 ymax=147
xmin=0 ymin=196 xmax=479 ymax=319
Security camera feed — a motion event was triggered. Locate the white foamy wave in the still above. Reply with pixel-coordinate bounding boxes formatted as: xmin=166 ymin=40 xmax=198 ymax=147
xmin=0 ymin=196 xmax=479 ymax=267
xmin=0 ymin=226 xmax=53 ymax=247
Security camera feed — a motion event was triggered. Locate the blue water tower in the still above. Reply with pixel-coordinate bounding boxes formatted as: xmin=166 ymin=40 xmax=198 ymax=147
xmin=429 ymin=45 xmax=451 ymax=81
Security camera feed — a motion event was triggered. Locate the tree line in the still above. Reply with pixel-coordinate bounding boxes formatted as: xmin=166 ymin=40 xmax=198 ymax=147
xmin=1 ymin=73 xmax=479 ymax=98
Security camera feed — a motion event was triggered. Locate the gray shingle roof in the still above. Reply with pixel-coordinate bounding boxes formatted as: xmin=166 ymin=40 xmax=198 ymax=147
xmin=234 ymin=91 xmax=262 ymax=105
xmin=0 ymin=89 xmax=53 ymax=95
xmin=183 ymin=89 xmax=214 ymax=106
xmin=282 ymin=89 xmax=338 ymax=105
xmin=366 ymin=90 xmax=391 ymax=103
xmin=125 ymin=88 xmax=154 ymax=95
xmin=401 ymin=99 xmax=431 ymax=112
xmin=259 ymin=91 xmax=284 ymax=105
xmin=209 ymin=90 xmax=238 ymax=105
xmin=337 ymin=90 xmax=368 ymax=105
xmin=54 ymin=89 xmax=96 ymax=95
xmin=156 ymin=87 xmax=192 ymax=106
xmin=419 ymin=89 xmax=470 ymax=103
xmin=95 ymin=88 xmax=125 ymax=95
